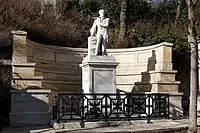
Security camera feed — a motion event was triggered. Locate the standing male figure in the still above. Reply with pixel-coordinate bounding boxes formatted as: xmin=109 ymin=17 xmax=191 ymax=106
xmin=90 ymin=9 xmax=110 ymax=56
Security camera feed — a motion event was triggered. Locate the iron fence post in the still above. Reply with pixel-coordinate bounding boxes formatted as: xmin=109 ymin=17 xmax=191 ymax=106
xmin=105 ymin=94 xmax=108 ymax=122
xmin=52 ymin=93 xmax=58 ymax=122
xmin=127 ymin=94 xmax=130 ymax=121
xmin=80 ymin=93 xmax=85 ymax=128
xmin=147 ymin=94 xmax=151 ymax=124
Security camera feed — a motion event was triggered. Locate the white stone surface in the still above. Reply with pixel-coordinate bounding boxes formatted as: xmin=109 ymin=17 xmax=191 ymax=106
xmin=90 ymin=9 xmax=109 ymax=56
xmin=80 ymin=56 xmax=118 ymax=94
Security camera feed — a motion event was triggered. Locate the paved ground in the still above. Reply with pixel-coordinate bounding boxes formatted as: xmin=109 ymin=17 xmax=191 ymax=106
xmin=1 ymin=118 xmax=200 ymax=133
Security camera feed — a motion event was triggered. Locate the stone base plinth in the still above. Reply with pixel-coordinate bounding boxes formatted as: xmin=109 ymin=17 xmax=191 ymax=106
xmin=80 ymin=56 xmax=119 ymax=93
xmin=168 ymin=92 xmax=183 ymax=118
xmin=10 ymin=89 xmax=52 ymax=126
xmin=133 ymin=81 xmax=180 ymax=92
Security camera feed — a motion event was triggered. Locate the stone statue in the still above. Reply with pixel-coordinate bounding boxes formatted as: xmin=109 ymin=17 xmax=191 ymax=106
xmin=90 ymin=9 xmax=109 ymax=56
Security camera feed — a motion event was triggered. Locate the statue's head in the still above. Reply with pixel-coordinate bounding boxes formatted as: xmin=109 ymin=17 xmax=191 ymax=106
xmin=99 ymin=9 xmax=105 ymax=18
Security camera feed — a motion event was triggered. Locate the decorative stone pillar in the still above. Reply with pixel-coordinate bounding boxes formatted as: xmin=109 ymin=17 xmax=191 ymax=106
xmin=88 ymin=36 xmax=97 ymax=58
xmin=80 ymin=56 xmax=119 ymax=94
xmin=155 ymin=43 xmax=173 ymax=71
xmin=12 ymin=30 xmax=28 ymax=64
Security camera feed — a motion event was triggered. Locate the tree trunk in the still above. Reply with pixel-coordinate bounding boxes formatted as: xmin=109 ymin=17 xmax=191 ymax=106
xmin=174 ymin=0 xmax=182 ymax=26
xmin=118 ymin=0 xmax=127 ymax=48
xmin=186 ymin=0 xmax=198 ymax=132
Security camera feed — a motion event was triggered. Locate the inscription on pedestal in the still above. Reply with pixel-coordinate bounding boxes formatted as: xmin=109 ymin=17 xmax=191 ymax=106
xmin=93 ymin=69 xmax=114 ymax=93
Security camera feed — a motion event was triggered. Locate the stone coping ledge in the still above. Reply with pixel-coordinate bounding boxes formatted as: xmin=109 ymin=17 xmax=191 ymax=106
xmin=134 ymin=81 xmax=181 ymax=84
xmin=27 ymin=38 xmax=173 ymax=53
xmin=118 ymin=81 xmax=180 ymax=85
xmin=12 ymin=30 xmax=27 ymax=35
xmin=10 ymin=89 xmax=52 ymax=93
xmin=12 ymin=63 xmax=36 ymax=67
xmin=146 ymin=92 xmax=183 ymax=96
xmin=80 ymin=62 xmax=119 ymax=67
xmin=148 ymin=70 xmax=178 ymax=74
xmin=13 ymin=76 xmax=43 ymax=80
xmin=83 ymin=55 xmax=116 ymax=61
xmin=119 ymin=92 xmax=183 ymax=96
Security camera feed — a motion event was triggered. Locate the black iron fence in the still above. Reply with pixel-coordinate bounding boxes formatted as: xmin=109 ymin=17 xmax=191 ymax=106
xmin=52 ymin=93 xmax=169 ymax=127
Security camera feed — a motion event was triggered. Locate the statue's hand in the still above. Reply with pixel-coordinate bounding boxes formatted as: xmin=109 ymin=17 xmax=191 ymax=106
xmin=97 ymin=22 xmax=101 ymax=26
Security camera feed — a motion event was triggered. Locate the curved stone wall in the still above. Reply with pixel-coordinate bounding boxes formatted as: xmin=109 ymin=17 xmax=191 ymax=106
xmin=26 ymin=39 xmax=86 ymax=92
xmin=12 ymin=30 xmax=180 ymax=93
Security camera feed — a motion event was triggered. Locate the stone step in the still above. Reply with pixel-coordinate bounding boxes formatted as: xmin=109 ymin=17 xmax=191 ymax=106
xmin=117 ymin=71 xmax=177 ymax=85
xmin=151 ymin=82 xmax=180 ymax=92
xmin=12 ymin=63 xmax=36 ymax=77
xmin=12 ymin=76 xmax=43 ymax=90
xmin=42 ymin=80 xmax=81 ymax=92
xmin=116 ymin=81 xmax=180 ymax=93
xmin=134 ymin=81 xmax=180 ymax=92
xmin=149 ymin=70 xmax=177 ymax=82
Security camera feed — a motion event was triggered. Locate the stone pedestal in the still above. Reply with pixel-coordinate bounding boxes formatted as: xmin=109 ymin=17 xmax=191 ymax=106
xmin=80 ymin=56 xmax=119 ymax=93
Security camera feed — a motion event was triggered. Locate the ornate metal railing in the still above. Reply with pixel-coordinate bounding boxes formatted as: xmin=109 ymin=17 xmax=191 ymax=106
xmin=52 ymin=93 xmax=169 ymax=127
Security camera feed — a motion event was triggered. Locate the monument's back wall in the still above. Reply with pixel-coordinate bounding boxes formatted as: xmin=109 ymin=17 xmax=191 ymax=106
xmin=12 ymin=30 xmax=180 ymax=93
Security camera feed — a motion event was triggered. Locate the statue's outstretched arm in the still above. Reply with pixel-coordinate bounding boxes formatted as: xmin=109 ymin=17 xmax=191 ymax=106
xmin=99 ymin=18 xmax=110 ymax=28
